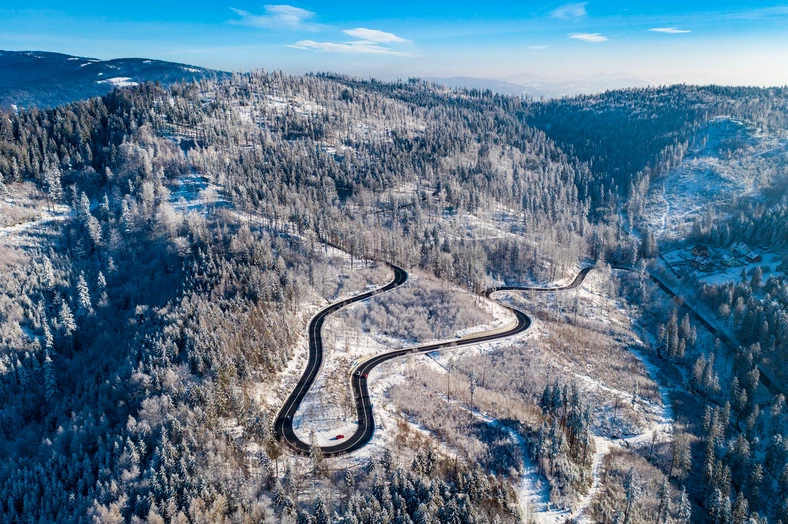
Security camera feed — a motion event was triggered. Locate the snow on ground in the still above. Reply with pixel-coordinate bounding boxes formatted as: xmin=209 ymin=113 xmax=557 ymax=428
xmin=420 ymin=348 xmax=554 ymax=522
xmin=647 ymin=267 xmax=776 ymax=403
xmin=465 ymin=267 xmax=672 ymax=522
xmin=291 ymin=312 xmax=390 ymax=446
xmin=660 ymin=245 xmax=783 ymax=284
xmin=540 ymin=283 xmax=673 ymax=523
xmin=220 ymin=217 xmax=675 ymax=519
xmin=292 ymin=273 xmax=517 ymax=446
xmin=168 ymin=172 xmax=229 ymax=214
xmin=538 ymin=349 xmax=673 ymax=524
xmin=253 ymin=94 xmax=326 ymax=119
xmin=697 ymin=252 xmax=783 ymax=286
xmin=96 ymin=77 xmax=139 ymax=87
xmin=627 ymin=349 xmax=674 ymax=445
xmin=0 ymin=205 xmax=71 ymax=249
xmin=642 ymin=117 xmax=788 ymax=240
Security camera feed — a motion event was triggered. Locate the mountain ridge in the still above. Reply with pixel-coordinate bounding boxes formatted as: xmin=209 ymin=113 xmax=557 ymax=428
xmin=0 ymin=50 xmax=225 ymax=110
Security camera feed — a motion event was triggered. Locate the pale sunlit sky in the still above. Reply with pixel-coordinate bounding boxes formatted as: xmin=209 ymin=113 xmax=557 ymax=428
xmin=2 ymin=1 xmax=788 ymax=86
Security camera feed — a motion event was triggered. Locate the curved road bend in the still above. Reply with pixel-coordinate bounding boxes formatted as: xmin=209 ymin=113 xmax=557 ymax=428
xmin=274 ymin=265 xmax=594 ymax=457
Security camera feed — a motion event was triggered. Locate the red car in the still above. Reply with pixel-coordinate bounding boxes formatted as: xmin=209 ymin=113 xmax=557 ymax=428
xmin=336 ymin=434 xmax=345 ymax=440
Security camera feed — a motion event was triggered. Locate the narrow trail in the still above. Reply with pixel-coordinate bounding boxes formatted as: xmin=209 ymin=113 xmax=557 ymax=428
xmin=274 ymin=265 xmax=594 ymax=457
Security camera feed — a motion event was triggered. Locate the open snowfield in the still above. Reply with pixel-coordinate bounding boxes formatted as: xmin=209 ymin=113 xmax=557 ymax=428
xmin=96 ymin=77 xmax=138 ymax=87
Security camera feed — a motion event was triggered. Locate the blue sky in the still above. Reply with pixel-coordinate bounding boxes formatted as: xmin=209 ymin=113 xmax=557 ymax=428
xmin=2 ymin=1 xmax=788 ymax=86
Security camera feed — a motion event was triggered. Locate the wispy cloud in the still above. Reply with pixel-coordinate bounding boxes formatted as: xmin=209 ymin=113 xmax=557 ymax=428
xmin=649 ymin=27 xmax=691 ymax=34
xmin=343 ymin=28 xmax=409 ymax=43
xmin=569 ymin=32 xmax=608 ymax=42
xmin=551 ymin=3 xmax=588 ymax=20
xmin=229 ymin=5 xmax=320 ymax=31
xmin=290 ymin=38 xmax=413 ymax=56
xmin=528 ymin=45 xmax=550 ymax=50
xmin=291 ymin=27 xmax=412 ymax=56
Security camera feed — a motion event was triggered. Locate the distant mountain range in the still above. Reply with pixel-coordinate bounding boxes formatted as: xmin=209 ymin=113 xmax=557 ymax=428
xmin=427 ymin=72 xmax=654 ymax=99
xmin=0 ymin=50 xmax=223 ymax=110
xmin=0 ymin=49 xmax=655 ymax=111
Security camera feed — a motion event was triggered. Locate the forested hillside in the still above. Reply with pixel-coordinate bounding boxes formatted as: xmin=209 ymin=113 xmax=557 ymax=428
xmin=0 ymin=72 xmax=601 ymax=522
xmin=1 ymin=72 xmax=787 ymax=523
xmin=526 ymin=85 xmax=788 ymax=216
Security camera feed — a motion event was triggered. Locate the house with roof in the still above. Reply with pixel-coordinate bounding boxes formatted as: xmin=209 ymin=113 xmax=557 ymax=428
xmin=722 ymin=254 xmax=738 ymax=267
xmin=731 ymin=242 xmax=750 ymax=256
xmin=746 ymin=252 xmax=762 ymax=263
xmin=692 ymin=256 xmax=714 ymax=272
xmin=692 ymin=244 xmax=710 ymax=257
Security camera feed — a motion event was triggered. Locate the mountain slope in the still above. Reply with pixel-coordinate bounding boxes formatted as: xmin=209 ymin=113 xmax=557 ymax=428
xmin=0 ymin=50 xmax=224 ymax=109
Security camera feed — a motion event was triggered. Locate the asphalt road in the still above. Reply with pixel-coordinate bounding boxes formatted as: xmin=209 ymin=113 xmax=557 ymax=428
xmin=274 ymin=265 xmax=594 ymax=457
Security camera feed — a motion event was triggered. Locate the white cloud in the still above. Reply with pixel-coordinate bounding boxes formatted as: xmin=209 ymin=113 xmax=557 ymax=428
xmin=343 ymin=28 xmax=409 ymax=43
xmin=649 ymin=27 xmax=691 ymax=34
xmin=291 ymin=27 xmax=412 ymax=56
xmin=289 ymin=39 xmax=413 ymax=56
xmin=230 ymin=5 xmax=320 ymax=31
xmin=569 ymin=32 xmax=608 ymax=42
xmin=551 ymin=3 xmax=588 ymax=20
xmin=528 ymin=45 xmax=550 ymax=50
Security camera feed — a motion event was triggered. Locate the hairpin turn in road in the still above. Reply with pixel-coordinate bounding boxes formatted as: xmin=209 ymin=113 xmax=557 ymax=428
xmin=274 ymin=264 xmax=593 ymax=457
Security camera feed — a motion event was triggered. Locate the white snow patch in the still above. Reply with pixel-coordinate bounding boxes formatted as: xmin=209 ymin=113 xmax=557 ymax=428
xmin=168 ymin=172 xmax=228 ymax=214
xmin=97 ymin=77 xmax=138 ymax=87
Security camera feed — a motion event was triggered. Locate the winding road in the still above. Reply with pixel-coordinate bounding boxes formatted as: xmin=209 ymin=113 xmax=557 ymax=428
xmin=274 ymin=264 xmax=594 ymax=457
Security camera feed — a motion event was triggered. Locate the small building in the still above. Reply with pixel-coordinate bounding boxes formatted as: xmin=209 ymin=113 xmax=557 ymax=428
xmin=722 ymin=254 xmax=738 ymax=267
xmin=692 ymin=256 xmax=714 ymax=272
xmin=731 ymin=242 xmax=750 ymax=256
xmin=692 ymin=244 xmax=710 ymax=257
xmin=746 ymin=252 xmax=762 ymax=263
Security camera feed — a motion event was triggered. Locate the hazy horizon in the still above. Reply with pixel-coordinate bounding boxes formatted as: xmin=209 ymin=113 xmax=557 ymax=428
xmin=2 ymin=1 xmax=788 ymax=93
